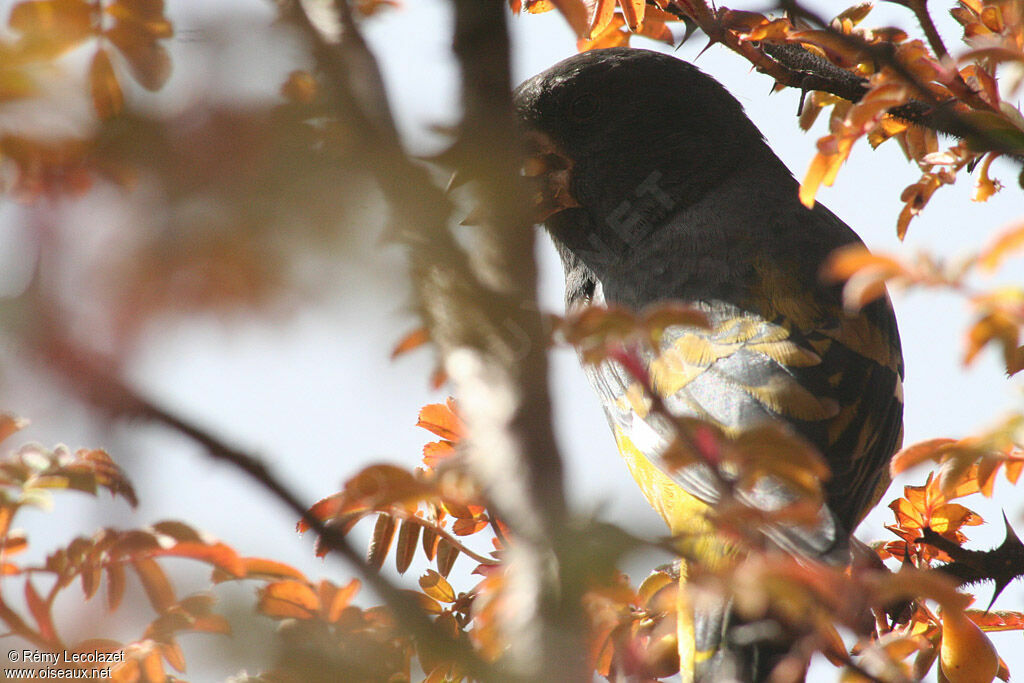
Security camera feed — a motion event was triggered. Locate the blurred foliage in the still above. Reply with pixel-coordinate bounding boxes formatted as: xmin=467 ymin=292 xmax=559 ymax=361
xmin=1 ymin=0 xmax=1024 ymax=682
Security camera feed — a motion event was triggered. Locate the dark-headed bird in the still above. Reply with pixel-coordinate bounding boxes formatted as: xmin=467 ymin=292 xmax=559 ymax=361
xmin=514 ymin=47 xmax=904 ymax=682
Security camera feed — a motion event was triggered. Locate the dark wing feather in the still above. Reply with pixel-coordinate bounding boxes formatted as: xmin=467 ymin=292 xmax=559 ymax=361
xmin=583 ymin=286 xmax=903 ymax=558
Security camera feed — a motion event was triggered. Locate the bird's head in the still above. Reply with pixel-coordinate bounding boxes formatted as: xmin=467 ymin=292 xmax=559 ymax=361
xmin=514 ymin=47 xmax=774 ymax=267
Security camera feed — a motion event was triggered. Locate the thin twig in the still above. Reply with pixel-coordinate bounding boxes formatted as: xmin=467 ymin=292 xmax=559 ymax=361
xmin=904 ymin=0 xmax=950 ymax=60
xmin=392 ymin=511 xmax=501 ymax=567
xmin=40 ymin=332 xmax=486 ymax=675
xmin=663 ymin=0 xmax=1024 ymax=168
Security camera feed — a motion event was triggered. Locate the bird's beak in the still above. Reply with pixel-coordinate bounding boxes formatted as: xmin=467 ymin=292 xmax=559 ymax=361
xmin=521 ymin=129 xmax=579 ymax=223
xmin=444 ymin=130 xmax=579 ymax=226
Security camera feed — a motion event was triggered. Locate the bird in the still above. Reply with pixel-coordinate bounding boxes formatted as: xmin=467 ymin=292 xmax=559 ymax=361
xmin=513 ymin=47 xmax=904 ymax=682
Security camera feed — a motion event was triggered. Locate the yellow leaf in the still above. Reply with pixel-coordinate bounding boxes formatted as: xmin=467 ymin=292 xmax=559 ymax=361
xmin=940 ymin=607 xmax=1000 ymax=683
xmin=799 ymin=151 xmax=831 ymax=207
xmin=965 ymin=311 xmax=1018 ymax=366
xmin=833 ymin=3 xmax=873 ymax=27
xmin=419 ymin=568 xmax=456 ymax=603
xmin=972 ymin=153 xmax=1002 ymax=202
xmin=10 ymin=0 xmax=95 ymax=55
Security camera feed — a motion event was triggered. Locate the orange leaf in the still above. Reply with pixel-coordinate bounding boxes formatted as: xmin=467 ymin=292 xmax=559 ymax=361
xmin=280 ymin=69 xmax=317 ymax=104
xmin=0 ymin=530 xmax=28 ymax=555
xmin=132 ymin=558 xmax=175 ymax=613
xmin=929 ymin=503 xmax=983 ymax=534
xmin=152 ymin=541 xmax=245 ymax=578
xmin=106 ymin=563 xmax=126 ymax=611
xmin=391 ymin=327 xmax=430 ymax=359
xmin=1005 ymin=459 xmax=1022 ymax=484
xmin=110 ymin=657 xmax=140 ymax=683
xmin=834 ymin=2 xmax=873 ymax=25
xmin=889 ymin=496 xmax=925 ymax=531
xmin=442 ymin=500 xmax=484 ymax=519
xmin=404 ymin=588 xmax=442 ymax=615
xmin=340 ymin=464 xmax=430 ymax=515
xmin=743 ymin=17 xmax=792 ymax=42
xmin=0 ymin=415 xmax=27 ymax=445
xmin=10 ymin=0 xmax=95 ymax=54
xmin=105 ymin=21 xmax=171 ymax=91
xmin=104 ymin=0 xmax=172 ymax=23
xmin=637 ymin=570 xmax=674 ymax=608
xmin=422 ymin=440 xmax=456 ymax=469
xmin=965 ymin=311 xmax=1018 ymax=366
xmin=416 ymin=399 xmax=464 ymax=441
xmin=452 ymin=517 xmax=489 ymax=536
xmin=422 ymin=526 xmax=440 ymax=561
xmin=897 ymin=173 xmax=946 ymax=240
xmin=25 ymin=578 xmax=57 ymax=642
xmin=719 ymin=9 xmax=769 ymax=32
xmin=419 ymin=569 xmax=456 ymax=603
xmin=131 ymin=557 xmax=175 ymax=618
xmin=436 ymin=540 xmax=459 ymax=577
xmin=140 ymin=649 xmax=166 ymax=683
xmin=968 ymin=610 xmax=1024 ymax=632
xmin=800 ymin=150 xmax=832 ymax=207
xmin=976 ymin=457 xmax=1001 ymax=497
xmin=978 ymin=221 xmax=1024 ymax=272
xmin=367 ymin=513 xmax=396 ymax=570
xmin=972 ymin=153 xmax=1002 ymax=202
xmin=395 ymin=519 xmax=420 ymax=574
xmin=81 ymin=561 xmax=100 ymax=600
xmin=215 ymin=557 xmax=306 ymax=583
xmin=619 ymin=0 xmax=645 ymax=31
xmin=258 ymin=580 xmax=320 ymax=619
xmin=586 ymin=0 xmax=616 ymax=39
xmin=159 ymin=641 xmax=185 ymax=673
xmin=150 ymin=520 xmax=203 ymax=543
xmin=822 ymin=246 xmax=905 ymax=309
xmin=89 ymin=49 xmax=124 ymax=120
xmin=521 ymin=0 xmax=552 ymax=12
xmin=578 ymin=14 xmax=629 ymax=51
xmin=928 ymin=465 xmax=982 ymax=503
xmin=325 ymin=579 xmax=360 ymax=621
xmin=891 ymin=439 xmax=958 ymax=475
xmin=300 ymin=494 xmax=343 ymax=532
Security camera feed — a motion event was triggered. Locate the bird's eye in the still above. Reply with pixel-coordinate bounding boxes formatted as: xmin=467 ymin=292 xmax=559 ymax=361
xmin=568 ymin=93 xmax=598 ymax=121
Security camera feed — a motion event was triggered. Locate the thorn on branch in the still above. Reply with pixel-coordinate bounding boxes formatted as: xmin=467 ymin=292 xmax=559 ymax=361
xmin=922 ymin=516 xmax=1024 ymax=610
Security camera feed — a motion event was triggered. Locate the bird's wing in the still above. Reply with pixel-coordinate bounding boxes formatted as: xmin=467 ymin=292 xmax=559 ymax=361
xmin=584 ymin=293 xmax=903 ymax=679
xmin=585 ymin=295 xmax=903 ymax=559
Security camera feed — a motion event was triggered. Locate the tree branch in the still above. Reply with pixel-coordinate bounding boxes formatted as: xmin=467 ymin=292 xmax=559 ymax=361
xmin=39 ymin=331 xmax=485 ymax=675
xmin=661 ymin=0 xmax=1024 ymax=170
xmin=273 ymin=0 xmax=581 ymax=678
xmin=922 ymin=519 xmax=1024 ymax=609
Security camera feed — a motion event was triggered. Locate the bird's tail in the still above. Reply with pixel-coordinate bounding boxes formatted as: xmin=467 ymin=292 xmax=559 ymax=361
xmin=681 ymin=588 xmax=797 ymax=683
